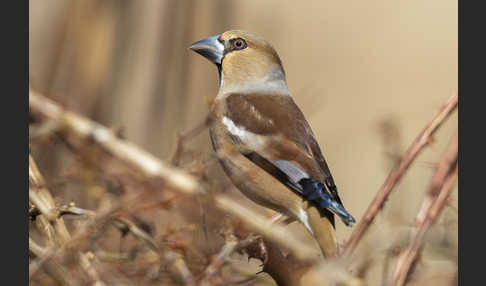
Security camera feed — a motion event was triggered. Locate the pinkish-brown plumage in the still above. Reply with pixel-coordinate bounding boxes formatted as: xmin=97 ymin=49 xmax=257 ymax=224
xmin=190 ymin=30 xmax=354 ymax=258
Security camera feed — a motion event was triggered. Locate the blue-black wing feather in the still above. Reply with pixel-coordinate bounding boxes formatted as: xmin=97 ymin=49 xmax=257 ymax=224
xmin=243 ymin=152 xmax=355 ymax=226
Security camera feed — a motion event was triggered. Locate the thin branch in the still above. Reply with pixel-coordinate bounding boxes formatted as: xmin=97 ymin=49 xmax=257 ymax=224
xmin=414 ymin=132 xmax=458 ymax=226
xmin=215 ymin=195 xmax=317 ymax=262
xmin=29 ymin=237 xmax=48 ymax=258
xmin=59 ymin=203 xmax=97 ymax=217
xmin=341 ymin=94 xmax=458 ymax=258
xmin=29 ymin=87 xmax=201 ymax=195
xmin=29 ymin=154 xmax=71 ymax=243
xmin=78 ymin=252 xmax=105 ymax=286
xmin=112 ymin=216 xmax=159 ymax=253
xmin=29 ymin=238 xmax=81 ymax=286
xmin=111 ymin=215 xmax=195 ymax=285
xmin=199 ymin=234 xmax=261 ymax=285
xmin=30 ymin=204 xmax=116 ymax=281
xmin=29 ymin=155 xmax=59 ymax=222
xmin=171 ymin=116 xmax=210 ymax=166
xmin=162 ymin=250 xmax=196 ymax=286
xmin=388 ymin=132 xmax=458 ymax=285
xmin=29 ymin=154 xmax=107 ymax=286
xmin=29 ymin=172 xmax=160 ymax=280
xmin=390 ymin=165 xmax=458 ymax=286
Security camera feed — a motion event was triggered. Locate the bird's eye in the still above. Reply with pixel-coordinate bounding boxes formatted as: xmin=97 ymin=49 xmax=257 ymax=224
xmin=232 ymin=38 xmax=247 ymax=50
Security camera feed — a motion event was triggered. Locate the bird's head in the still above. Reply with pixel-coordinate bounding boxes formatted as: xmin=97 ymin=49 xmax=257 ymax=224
xmin=189 ymin=30 xmax=288 ymax=95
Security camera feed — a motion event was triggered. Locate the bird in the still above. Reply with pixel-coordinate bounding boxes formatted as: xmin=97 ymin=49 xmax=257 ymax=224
xmin=189 ymin=30 xmax=355 ymax=258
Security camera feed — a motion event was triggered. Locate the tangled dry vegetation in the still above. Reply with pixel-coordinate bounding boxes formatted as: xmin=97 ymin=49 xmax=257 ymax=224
xmin=29 ymin=87 xmax=458 ymax=286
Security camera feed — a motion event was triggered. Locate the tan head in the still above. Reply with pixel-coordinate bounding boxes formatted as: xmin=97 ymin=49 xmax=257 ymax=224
xmin=189 ymin=30 xmax=289 ymax=95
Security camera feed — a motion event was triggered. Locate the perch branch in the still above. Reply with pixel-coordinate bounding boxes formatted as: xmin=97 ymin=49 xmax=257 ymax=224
xmin=215 ymin=195 xmax=317 ymax=262
xmin=342 ymin=94 xmax=458 ymax=258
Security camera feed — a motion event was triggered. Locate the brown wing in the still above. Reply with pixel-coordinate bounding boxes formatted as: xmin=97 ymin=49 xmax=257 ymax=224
xmin=224 ymin=93 xmax=341 ymax=202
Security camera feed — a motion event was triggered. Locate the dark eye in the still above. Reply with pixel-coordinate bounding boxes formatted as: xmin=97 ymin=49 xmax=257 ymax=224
xmin=232 ymin=38 xmax=246 ymax=50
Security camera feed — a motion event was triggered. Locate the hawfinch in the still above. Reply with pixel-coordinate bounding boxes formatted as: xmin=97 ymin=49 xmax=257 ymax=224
xmin=189 ymin=30 xmax=355 ymax=258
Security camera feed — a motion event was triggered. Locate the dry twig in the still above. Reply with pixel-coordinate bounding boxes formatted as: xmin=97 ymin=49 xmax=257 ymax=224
xmin=112 ymin=215 xmax=195 ymax=285
xmin=171 ymin=117 xmax=210 ymax=166
xmin=414 ymin=132 xmax=458 ymax=226
xmin=29 ymin=154 xmax=106 ymax=285
xmin=390 ymin=164 xmax=458 ymax=286
xmin=29 ymin=87 xmax=201 ymax=195
xmin=342 ymin=94 xmax=458 ymax=258
xmin=199 ymin=234 xmax=260 ymax=285
xmin=389 ymin=132 xmax=458 ymax=286
xmin=215 ymin=195 xmax=317 ymax=262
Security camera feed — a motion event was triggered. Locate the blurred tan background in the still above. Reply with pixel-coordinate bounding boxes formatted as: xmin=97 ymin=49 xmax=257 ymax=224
xmin=30 ymin=0 xmax=457 ymax=284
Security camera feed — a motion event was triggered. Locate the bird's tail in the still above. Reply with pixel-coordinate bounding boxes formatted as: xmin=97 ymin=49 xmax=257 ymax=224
xmin=304 ymin=203 xmax=339 ymax=258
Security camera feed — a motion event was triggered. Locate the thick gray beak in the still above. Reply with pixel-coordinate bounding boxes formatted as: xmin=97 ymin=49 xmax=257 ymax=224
xmin=188 ymin=34 xmax=224 ymax=65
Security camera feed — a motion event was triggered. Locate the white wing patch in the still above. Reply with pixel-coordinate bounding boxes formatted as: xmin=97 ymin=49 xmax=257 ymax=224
xmin=222 ymin=116 xmax=246 ymax=138
xmin=222 ymin=116 xmax=267 ymax=151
